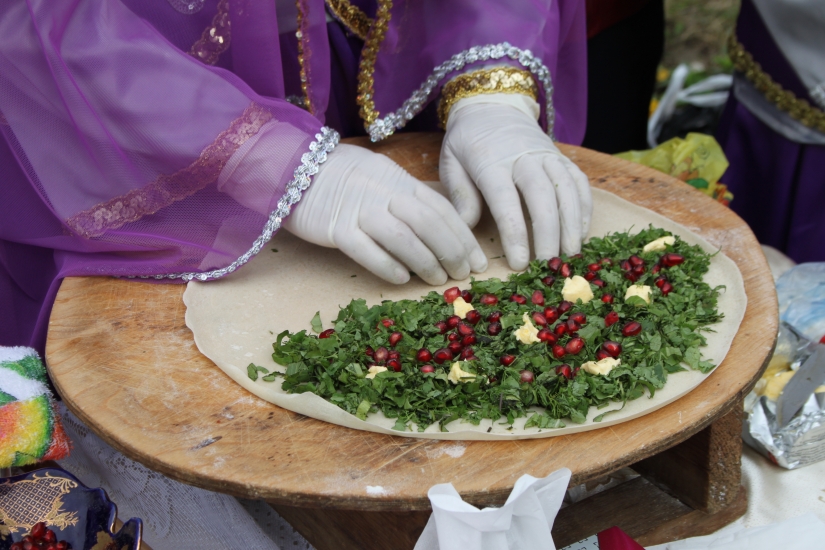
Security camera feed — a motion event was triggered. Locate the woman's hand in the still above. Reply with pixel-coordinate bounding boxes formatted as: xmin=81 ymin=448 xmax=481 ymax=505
xmin=285 ymin=144 xmax=488 ymax=285
xmin=440 ymin=95 xmax=592 ymax=270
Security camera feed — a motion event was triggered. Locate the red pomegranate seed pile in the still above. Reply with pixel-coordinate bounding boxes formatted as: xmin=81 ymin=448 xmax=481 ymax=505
xmin=11 ymin=522 xmax=70 ymax=550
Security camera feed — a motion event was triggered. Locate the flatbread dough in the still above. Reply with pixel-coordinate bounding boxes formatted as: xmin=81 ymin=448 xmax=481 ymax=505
xmin=183 ymin=188 xmax=747 ymax=440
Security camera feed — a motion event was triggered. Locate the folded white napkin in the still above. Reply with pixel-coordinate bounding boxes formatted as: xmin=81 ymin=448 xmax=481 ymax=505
xmin=414 ymin=468 xmax=571 ymax=550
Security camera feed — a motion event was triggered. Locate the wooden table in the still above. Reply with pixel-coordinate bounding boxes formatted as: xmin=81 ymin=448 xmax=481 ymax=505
xmin=46 ymin=134 xmax=777 ymax=549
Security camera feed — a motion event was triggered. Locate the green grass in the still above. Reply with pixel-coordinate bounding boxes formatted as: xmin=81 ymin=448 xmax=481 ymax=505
xmin=664 ymin=0 xmax=740 ymax=73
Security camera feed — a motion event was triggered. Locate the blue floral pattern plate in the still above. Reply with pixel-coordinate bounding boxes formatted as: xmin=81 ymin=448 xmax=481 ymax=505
xmin=0 ymin=467 xmax=141 ymax=550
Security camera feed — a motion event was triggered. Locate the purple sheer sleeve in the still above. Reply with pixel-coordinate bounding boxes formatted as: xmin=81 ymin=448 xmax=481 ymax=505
xmin=0 ymin=0 xmax=338 ymax=350
xmin=363 ymin=0 xmax=587 ymax=144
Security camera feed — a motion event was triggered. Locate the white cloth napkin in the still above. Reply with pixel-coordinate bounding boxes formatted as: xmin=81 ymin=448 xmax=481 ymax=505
xmin=414 ymin=468 xmax=571 ymax=550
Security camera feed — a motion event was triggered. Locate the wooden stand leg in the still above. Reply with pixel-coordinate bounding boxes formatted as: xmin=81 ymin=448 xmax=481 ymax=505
xmin=633 ymin=402 xmax=744 ymax=513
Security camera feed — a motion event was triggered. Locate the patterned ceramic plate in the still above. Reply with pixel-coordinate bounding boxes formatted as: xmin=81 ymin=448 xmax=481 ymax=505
xmin=0 ymin=467 xmax=141 ymax=550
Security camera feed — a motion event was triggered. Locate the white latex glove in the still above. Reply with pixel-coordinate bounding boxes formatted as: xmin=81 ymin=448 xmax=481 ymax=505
xmin=284 ymin=144 xmax=488 ymax=285
xmin=440 ymin=94 xmax=593 ymax=270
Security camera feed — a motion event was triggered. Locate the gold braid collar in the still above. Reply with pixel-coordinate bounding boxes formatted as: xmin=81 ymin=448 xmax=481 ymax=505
xmin=325 ymin=0 xmax=372 ymax=41
xmin=438 ymin=67 xmax=538 ymax=128
xmin=728 ymin=33 xmax=825 ymax=133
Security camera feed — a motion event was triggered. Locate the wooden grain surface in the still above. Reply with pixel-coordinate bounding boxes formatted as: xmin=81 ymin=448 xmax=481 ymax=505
xmin=46 ymin=133 xmax=777 ymax=511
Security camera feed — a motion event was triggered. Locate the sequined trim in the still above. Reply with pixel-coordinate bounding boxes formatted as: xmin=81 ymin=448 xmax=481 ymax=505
xmin=325 ymin=0 xmax=371 ymax=41
xmin=295 ymin=0 xmax=314 ymax=115
xmin=364 ymin=42 xmax=556 ymax=142
xmin=66 ymin=103 xmax=272 ymax=239
xmin=130 ymin=127 xmax=340 ymax=282
xmin=189 ymin=0 xmax=231 ymax=65
xmin=438 ymin=67 xmax=538 ymax=128
xmin=356 ymin=0 xmax=391 ymax=126
xmin=729 ymin=33 xmax=825 ymax=133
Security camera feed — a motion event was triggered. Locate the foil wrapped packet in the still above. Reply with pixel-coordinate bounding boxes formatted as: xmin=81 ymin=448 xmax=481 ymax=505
xmin=743 ymin=322 xmax=825 ymax=468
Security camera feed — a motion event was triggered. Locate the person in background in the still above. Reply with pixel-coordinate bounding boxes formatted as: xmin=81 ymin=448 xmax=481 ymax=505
xmin=716 ymin=0 xmax=825 ymax=263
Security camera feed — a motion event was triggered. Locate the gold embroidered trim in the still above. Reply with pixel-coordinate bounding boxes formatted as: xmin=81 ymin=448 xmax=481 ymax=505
xmin=0 ymin=473 xmax=79 ymax=534
xmin=189 ymin=0 xmax=231 ymax=65
xmin=295 ymin=0 xmax=314 ymax=115
xmin=325 ymin=0 xmax=372 ymax=41
xmin=66 ymin=103 xmax=272 ymax=239
xmin=356 ymin=0 xmax=392 ymax=127
xmin=437 ymin=67 xmax=539 ymax=128
xmin=728 ymin=33 xmax=825 ymax=133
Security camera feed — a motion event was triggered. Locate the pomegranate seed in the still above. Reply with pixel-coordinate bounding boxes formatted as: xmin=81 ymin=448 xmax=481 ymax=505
xmin=416 ymin=349 xmax=433 ymax=362
xmin=421 ymin=365 xmax=435 ymax=374
xmin=489 ymin=376 xmax=498 ymax=383
xmin=500 ymin=354 xmax=516 ymax=366
xmin=447 ymin=315 xmax=461 ymax=329
xmin=532 ymin=312 xmax=548 ymax=326
xmin=605 ymin=311 xmax=620 ymax=327
xmin=661 ymin=281 xmax=674 ymax=296
xmin=587 ymin=263 xmax=601 ymax=272
xmin=374 ymin=347 xmax=389 ymax=362
xmin=555 ymin=364 xmax=573 ymax=379
xmin=319 ymin=328 xmax=335 ymax=339
xmin=655 ymin=276 xmax=667 ymax=288
xmin=480 ymin=293 xmax=499 ymax=305
xmin=488 ymin=311 xmax=502 ymax=323
xmin=558 ymin=301 xmax=573 ymax=313
xmin=601 ymin=258 xmax=614 ymax=266
xmin=632 ymin=265 xmax=646 ymax=277
xmin=542 ymin=276 xmax=556 ymax=286
xmin=573 ymin=366 xmax=581 ymax=377
xmin=31 ymin=524 xmax=46 ymax=540
xmin=592 ymin=279 xmax=606 ymax=288
xmin=565 ymin=337 xmax=584 ymax=355
xmin=461 ymin=290 xmax=473 ymax=303
xmin=448 ymin=341 xmax=463 ymax=355
xmin=629 ymin=255 xmax=644 ymax=267
xmin=389 ymin=332 xmax=403 ymax=347
xmin=548 ymin=257 xmax=563 ymax=272
xmin=388 ymin=350 xmax=400 ymax=361
xmin=519 ymin=370 xmax=535 ymax=384
xmin=510 ymin=294 xmax=527 ymax=304
xmin=537 ymin=328 xmax=556 ymax=344
xmin=652 ymin=263 xmax=661 ymax=274
xmin=566 ymin=319 xmax=581 ymax=333
xmin=387 ymin=359 xmax=402 ymax=372
xmin=460 ymin=347 xmax=475 ymax=360
xmin=457 ymin=322 xmax=475 ymax=336
xmin=544 ymin=306 xmax=560 ymax=323
xmin=554 ymin=323 xmax=567 ymax=336
xmin=660 ymin=253 xmax=685 ymax=267
xmin=443 ymin=286 xmax=460 ymax=303
xmin=462 ymin=334 xmax=477 ymax=347
xmin=365 ymin=346 xmax=374 ymax=357
xmin=531 ymin=290 xmax=545 ymax=305
xmin=572 ymin=253 xmax=583 ymax=259
xmin=624 ymin=271 xmax=639 ymax=282
xmin=570 ymin=312 xmax=587 ymax=325
xmin=465 ymin=310 xmax=482 ymax=324
xmin=560 ymin=262 xmax=573 ymax=278
xmin=552 ymin=344 xmax=566 ymax=358
xmin=584 ymin=271 xmax=597 ymax=281
xmin=448 ymin=332 xmax=460 ymax=342
xmin=622 ymin=321 xmax=642 ymax=337
xmin=602 ymin=340 xmax=622 ymax=357
xmin=434 ymin=348 xmax=453 ymax=364
xmin=381 ymin=318 xmax=395 ymax=328
xmin=435 ymin=321 xmax=448 ymax=334
xmin=601 ymin=294 xmax=614 ymax=304
xmin=596 ymin=349 xmax=611 ymax=360
xmin=488 ymin=322 xmax=502 ymax=336
xmin=620 ymin=259 xmax=632 ymax=271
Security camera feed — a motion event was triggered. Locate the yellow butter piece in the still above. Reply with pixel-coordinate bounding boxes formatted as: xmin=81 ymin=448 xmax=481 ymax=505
xmin=562 ymin=275 xmax=594 ymax=304
xmin=514 ymin=313 xmax=541 ymax=345
xmin=763 ymin=370 xmax=795 ymax=401
xmin=625 ymin=284 xmax=652 ymax=305
xmin=366 ymin=366 xmax=388 ymax=379
xmin=452 ymin=296 xmax=474 ymax=319
xmin=448 ymin=362 xmax=476 ymax=384
xmin=582 ymin=357 xmax=621 ymax=376
xmin=643 ymin=236 xmax=676 ymax=253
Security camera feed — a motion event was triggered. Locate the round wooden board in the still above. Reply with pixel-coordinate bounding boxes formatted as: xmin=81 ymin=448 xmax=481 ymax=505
xmin=46 ymin=134 xmax=777 ymax=511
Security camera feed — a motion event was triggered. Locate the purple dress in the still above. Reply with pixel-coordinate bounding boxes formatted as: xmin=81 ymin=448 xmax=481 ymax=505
xmin=0 ymin=0 xmax=586 ymax=352
xmin=716 ymin=0 xmax=825 ymax=263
